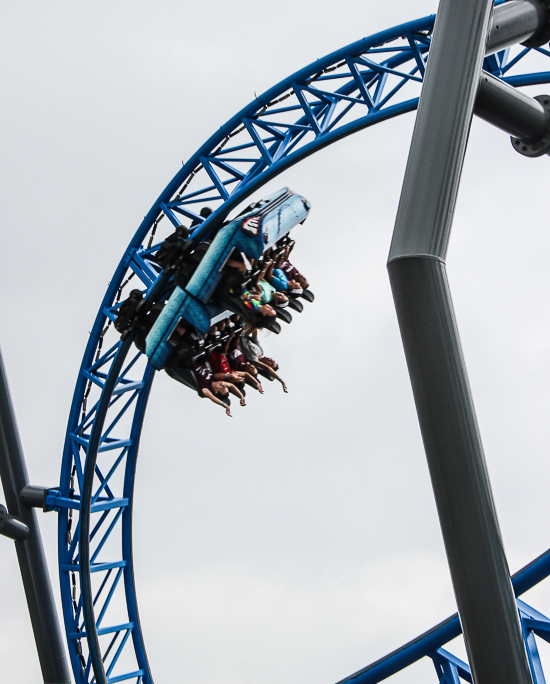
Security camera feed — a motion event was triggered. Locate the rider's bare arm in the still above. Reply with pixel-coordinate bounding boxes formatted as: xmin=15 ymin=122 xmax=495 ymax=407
xmin=202 ymin=388 xmax=232 ymax=416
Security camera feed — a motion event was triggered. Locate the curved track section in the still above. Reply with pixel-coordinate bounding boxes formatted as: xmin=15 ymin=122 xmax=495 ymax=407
xmin=53 ymin=8 xmax=550 ymax=684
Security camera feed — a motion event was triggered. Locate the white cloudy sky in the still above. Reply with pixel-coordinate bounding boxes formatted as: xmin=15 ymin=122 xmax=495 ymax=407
xmin=2 ymin=1 xmax=550 ymax=683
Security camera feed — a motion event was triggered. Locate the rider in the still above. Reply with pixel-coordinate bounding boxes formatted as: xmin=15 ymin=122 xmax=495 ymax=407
xmin=239 ymin=328 xmax=288 ymax=393
xmin=192 ymin=361 xmax=246 ymax=416
xmin=209 ymin=337 xmax=263 ymax=393
xmin=252 ymin=259 xmax=289 ymax=306
xmin=277 ymin=242 xmax=309 ymax=290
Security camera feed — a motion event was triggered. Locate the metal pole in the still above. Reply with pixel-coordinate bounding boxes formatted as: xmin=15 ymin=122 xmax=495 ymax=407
xmin=0 ymin=346 xmax=71 ymax=684
xmin=476 ymin=71 xmax=550 ymax=141
xmin=387 ymin=0 xmax=534 ymax=683
xmin=486 ymin=0 xmax=547 ymax=54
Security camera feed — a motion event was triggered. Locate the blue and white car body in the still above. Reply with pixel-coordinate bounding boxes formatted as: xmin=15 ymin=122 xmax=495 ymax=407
xmin=145 ymin=187 xmax=310 ymax=369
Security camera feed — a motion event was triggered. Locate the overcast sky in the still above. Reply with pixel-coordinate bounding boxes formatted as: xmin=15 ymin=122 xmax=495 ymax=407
xmin=2 ymin=1 xmax=550 ymax=683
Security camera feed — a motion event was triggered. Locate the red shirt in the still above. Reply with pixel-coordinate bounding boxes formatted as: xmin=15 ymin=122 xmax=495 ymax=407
xmin=208 ymin=350 xmax=230 ymax=375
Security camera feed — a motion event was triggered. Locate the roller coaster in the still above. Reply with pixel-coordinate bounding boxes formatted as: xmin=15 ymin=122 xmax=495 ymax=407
xmin=3 ymin=1 xmax=550 ymax=683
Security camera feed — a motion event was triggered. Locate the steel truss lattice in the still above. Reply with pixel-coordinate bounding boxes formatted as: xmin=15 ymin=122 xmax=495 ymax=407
xmin=51 ymin=6 xmax=550 ymax=683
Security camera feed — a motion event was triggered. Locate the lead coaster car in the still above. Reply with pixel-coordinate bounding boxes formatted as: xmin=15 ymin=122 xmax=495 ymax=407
xmin=145 ymin=187 xmax=311 ymax=370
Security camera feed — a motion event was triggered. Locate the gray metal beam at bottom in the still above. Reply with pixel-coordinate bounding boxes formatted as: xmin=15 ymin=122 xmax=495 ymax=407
xmin=388 ymin=256 xmax=532 ymax=684
xmin=0 ymin=347 xmax=71 ymax=684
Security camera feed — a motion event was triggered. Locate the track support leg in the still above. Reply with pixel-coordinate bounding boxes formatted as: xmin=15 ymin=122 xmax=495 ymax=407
xmin=388 ymin=1 xmax=534 ymax=683
xmin=0 ymin=347 xmax=71 ymax=684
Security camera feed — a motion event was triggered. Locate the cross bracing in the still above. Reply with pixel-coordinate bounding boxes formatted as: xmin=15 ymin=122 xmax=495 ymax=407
xmin=53 ymin=7 xmax=550 ymax=684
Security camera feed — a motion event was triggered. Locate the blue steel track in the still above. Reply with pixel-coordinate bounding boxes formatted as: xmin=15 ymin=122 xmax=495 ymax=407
xmin=48 ymin=6 xmax=550 ymax=684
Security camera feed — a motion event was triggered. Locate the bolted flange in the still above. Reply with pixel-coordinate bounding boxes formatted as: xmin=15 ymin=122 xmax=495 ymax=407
xmin=511 ymin=94 xmax=550 ymax=156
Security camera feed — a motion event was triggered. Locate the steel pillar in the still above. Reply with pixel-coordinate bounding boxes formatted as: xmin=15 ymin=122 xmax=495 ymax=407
xmin=0 ymin=346 xmax=71 ymax=684
xmin=387 ymin=1 xmax=534 ymax=683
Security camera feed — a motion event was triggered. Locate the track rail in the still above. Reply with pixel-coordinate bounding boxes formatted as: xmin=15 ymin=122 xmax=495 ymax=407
xmin=52 ymin=7 xmax=550 ymax=683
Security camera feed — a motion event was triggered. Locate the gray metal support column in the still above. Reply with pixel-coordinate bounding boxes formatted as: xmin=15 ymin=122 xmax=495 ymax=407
xmin=0 ymin=346 xmax=71 ymax=684
xmin=387 ymin=0 xmax=534 ymax=683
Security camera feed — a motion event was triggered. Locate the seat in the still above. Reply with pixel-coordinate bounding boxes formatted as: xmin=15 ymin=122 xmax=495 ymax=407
xmin=287 ymin=297 xmax=303 ymax=313
xmin=274 ymin=307 xmax=292 ymax=324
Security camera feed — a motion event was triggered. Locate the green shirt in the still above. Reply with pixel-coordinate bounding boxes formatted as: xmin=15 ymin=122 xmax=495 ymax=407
xmin=258 ymin=280 xmax=276 ymax=304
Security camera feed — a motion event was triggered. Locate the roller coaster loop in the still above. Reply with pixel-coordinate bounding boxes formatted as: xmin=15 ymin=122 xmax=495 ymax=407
xmin=49 ymin=5 xmax=550 ymax=683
